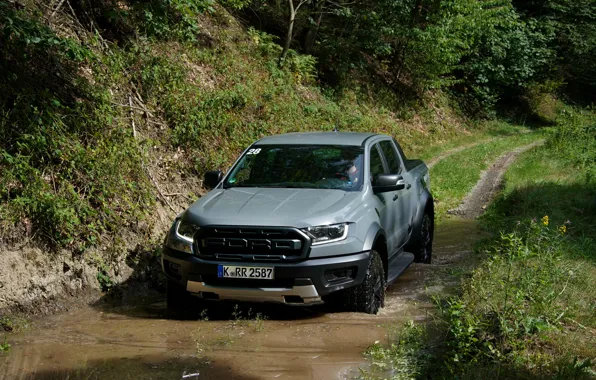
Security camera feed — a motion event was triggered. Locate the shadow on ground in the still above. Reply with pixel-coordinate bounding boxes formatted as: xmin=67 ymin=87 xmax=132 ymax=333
xmin=481 ymin=181 xmax=596 ymax=259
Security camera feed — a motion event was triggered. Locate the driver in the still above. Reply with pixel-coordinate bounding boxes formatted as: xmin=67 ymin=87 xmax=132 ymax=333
xmin=347 ymin=164 xmax=359 ymax=183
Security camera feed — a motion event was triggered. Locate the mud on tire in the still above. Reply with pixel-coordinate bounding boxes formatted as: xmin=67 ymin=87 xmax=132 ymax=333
xmin=343 ymin=250 xmax=386 ymax=314
xmin=413 ymin=213 xmax=433 ymax=264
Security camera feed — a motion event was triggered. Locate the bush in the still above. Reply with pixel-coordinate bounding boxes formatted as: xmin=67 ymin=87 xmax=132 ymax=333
xmin=0 ymin=4 xmax=153 ymax=248
xmin=550 ymin=110 xmax=596 ymax=183
xmin=436 ymin=218 xmax=595 ymax=377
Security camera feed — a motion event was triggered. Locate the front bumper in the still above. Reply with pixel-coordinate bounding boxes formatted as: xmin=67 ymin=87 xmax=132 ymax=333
xmin=162 ymin=247 xmax=371 ymax=305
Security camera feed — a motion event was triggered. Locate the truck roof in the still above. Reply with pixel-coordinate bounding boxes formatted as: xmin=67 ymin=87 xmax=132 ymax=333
xmin=254 ymin=132 xmax=380 ymax=146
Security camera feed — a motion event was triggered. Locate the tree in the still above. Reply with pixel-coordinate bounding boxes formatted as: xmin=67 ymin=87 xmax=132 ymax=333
xmin=279 ymin=0 xmax=311 ymax=65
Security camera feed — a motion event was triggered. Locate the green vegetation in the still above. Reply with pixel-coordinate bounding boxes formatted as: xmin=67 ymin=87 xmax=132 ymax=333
xmin=361 ymin=321 xmax=431 ymax=380
xmin=0 ymin=315 xmax=29 ymax=334
xmin=245 ymin=0 xmax=595 ymax=116
xmin=0 ymin=337 xmax=9 ymax=354
xmin=431 ymin=131 xmax=542 ymax=218
xmin=2 ymin=0 xmax=594 ymax=253
xmin=364 ymin=109 xmax=596 ymax=379
xmin=0 ymin=0 xmax=485 ymax=251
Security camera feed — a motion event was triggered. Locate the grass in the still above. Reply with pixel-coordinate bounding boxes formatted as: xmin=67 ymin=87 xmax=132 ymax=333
xmin=430 ymin=131 xmax=543 ymax=219
xmin=0 ymin=316 xmax=29 ymax=334
xmin=418 ymin=121 xmax=530 ymax=162
xmin=0 ymin=337 xmax=9 ymax=354
xmin=0 ymin=0 xmax=490 ymax=254
xmin=363 ymin=108 xmax=596 ymax=379
xmin=360 ymin=321 xmax=431 ymax=380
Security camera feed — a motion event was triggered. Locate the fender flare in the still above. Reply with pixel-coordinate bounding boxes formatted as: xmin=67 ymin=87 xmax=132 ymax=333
xmin=407 ymin=189 xmax=434 ymax=249
xmin=362 ymin=223 xmax=386 ymax=252
xmin=362 ymin=223 xmax=388 ymax=274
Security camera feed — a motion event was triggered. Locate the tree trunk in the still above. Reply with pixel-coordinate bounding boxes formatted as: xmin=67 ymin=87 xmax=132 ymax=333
xmin=303 ymin=0 xmax=325 ymax=54
xmin=279 ymin=0 xmax=296 ymax=66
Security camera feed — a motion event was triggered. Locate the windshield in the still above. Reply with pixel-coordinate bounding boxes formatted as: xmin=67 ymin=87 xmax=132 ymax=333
xmin=223 ymin=145 xmax=364 ymax=191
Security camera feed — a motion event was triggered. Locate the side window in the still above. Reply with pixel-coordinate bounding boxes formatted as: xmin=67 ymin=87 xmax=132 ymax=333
xmin=369 ymin=144 xmax=385 ymax=183
xmin=379 ymin=140 xmax=402 ymax=173
xmin=393 ymin=139 xmax=407 ymax=161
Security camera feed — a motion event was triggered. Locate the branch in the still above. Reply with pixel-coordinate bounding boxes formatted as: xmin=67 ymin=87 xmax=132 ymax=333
xmin=326 ymin=0 xmax=355 ymax=8
xmin=50 ymin=0 xmax=66 ymax=19
xmin=295 ymin=0 xmax=309 ymax=13
xmin=128 ymin=96 xmax=137 ymax=138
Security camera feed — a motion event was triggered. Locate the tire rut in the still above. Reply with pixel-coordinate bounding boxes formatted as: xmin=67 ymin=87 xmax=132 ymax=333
xmin=448 ymin=140 xmax=545 ymax=219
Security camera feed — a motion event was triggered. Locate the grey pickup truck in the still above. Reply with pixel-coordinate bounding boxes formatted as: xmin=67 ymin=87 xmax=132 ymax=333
xmin=162 ymin=132 xmax=433 ymax=314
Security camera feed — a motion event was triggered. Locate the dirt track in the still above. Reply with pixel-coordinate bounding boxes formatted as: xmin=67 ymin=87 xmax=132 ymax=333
xmin=0 ymin=142 xmax=541 ymax=380
xmin=448 ymin=140 xmax=544 ymax=219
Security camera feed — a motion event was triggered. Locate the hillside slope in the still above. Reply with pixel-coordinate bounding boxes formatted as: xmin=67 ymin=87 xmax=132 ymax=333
xmin=0 ymin=0 xmax=490 ymax=315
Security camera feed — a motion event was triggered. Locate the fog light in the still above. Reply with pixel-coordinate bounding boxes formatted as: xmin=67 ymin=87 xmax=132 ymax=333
xmin=164 ymin=260 xmax=182 ymax=280
xmin=325 ymin=267 xmax=357 ymax=283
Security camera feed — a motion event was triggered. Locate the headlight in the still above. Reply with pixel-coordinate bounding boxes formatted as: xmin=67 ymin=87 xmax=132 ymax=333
xmin=165 ymin=220 xmax=200 ymax=254
xmin=302 ymin=223 xmax=349 ymax=245
xmin=176 ymin=220 xmax=200 ymax=243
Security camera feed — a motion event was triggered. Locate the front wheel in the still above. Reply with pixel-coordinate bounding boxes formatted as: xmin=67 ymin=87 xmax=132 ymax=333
xmin=343 ymin=250 xmax=386 ymax=314
xmin=413 ymin=213 xmax=433 ymax=264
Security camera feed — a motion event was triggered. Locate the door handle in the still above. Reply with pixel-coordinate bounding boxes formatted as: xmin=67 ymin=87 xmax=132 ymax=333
xmin=393 ymin=194 xmax=399 ymax=201
xmin=406 ymin=184 xmax=412 ymax=190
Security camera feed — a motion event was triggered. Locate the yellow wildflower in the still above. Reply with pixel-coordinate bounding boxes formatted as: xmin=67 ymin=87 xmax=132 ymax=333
xmin=559 ymin=225 xmax=567 ymax=234
xmin=542 ymin=215 xmax=549 ymax=226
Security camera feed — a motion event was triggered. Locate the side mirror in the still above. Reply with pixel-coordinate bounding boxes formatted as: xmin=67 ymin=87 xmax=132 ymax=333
xmin=373 ymin=174 xmax=406 ymax=194
xmin=204 ymin=170 xmax=223 ymax=190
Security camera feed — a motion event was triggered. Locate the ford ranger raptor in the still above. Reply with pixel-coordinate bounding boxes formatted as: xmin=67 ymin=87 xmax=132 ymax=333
xmin=162 ymin=132 xmax=433 ymax=314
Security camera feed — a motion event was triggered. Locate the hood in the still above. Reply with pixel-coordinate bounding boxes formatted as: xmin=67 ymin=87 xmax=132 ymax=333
xmin=184 ymin=187 xmax=363 ymax=227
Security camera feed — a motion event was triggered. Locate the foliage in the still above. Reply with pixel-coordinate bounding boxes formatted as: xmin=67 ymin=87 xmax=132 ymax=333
xmin=361 ymin=320 xmax=431 ymax=380
xmin=243 ymin=0 xmax=596 ymax=116
xmin=0 ymin=3 xmax=153 ymax=248
xmin=0 ymin=337 xmax=9 ymax=354
xmin=0 ymin=0 xmax=484 ymax=250
xmin=549 ymin=109 xmax=596 ymax=182
xmin=435 ymin=219 xmax=596 ymax=377
xmin=512 ymin=0 xmax=596 ymax=103
xmin=456 ymin=2 xmax=555 ymax=116
xmin=432 ymin=115 xmax=596 ymax=377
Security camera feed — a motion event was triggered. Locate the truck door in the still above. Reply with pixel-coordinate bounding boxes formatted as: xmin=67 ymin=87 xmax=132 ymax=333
xmin=378 ymin=140 xmax=413 ymax=250
xmin=369 ymin=144 xmax=399 ymax=255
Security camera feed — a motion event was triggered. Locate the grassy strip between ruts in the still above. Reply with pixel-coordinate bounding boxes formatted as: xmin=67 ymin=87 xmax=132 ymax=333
xmin=430 ymin=131 xmax=543 ymax=220
xmin=361 ymin=109 xmax=596 ymax=380
xmin=417 ymin=121 xmax=530 ymax=163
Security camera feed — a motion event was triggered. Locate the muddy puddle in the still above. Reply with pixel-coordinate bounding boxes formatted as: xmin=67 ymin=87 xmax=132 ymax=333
xmin=0 ymin=218 xmax=483 ymax=380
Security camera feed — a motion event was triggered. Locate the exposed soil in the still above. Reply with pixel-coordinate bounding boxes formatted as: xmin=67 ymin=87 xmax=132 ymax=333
xmin=448 ymin=141 xmax=545 ymax=219
xmin=0 ymin=142 xmax=537 ymax=380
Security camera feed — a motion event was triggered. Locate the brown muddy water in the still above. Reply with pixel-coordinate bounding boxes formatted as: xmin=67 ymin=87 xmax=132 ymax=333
xmin=0 ymin=218 xmax=483 ymax=380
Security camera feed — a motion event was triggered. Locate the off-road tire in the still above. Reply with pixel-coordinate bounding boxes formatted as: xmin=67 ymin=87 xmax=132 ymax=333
xmin=343 ymin=250 xmax=386 ymax=314
xmin=166 ymin=280 xmax=191 ymax=310
xmin=413 ymin=213 xmax=433 ymax=264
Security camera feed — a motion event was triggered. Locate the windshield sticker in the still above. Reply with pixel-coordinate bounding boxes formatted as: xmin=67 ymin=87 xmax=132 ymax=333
xmin=247 ymin=148 xmax=261 ymax=155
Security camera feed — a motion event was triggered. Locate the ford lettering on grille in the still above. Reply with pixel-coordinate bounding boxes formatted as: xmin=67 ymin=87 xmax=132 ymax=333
xmin=203 ymin=238 xmax=302 ymax=251
xmin=194 ymin=226 xmax=310 ymax=262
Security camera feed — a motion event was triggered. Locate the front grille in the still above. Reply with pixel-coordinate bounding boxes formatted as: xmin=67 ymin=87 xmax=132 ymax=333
xmin=202 ymin=275 xmax=295 ymax=289
xmin=194 ymin=226 xmax=310 ymax=262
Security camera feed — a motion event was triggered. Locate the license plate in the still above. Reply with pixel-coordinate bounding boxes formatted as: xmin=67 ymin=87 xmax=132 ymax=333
xmin=217 ymin=265 xmax=274 ymax=280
